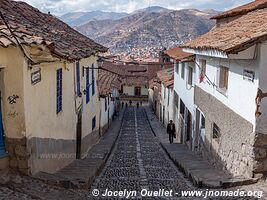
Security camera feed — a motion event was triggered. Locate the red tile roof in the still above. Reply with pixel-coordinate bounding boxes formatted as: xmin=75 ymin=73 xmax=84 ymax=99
xmin=99 ymin=62 xmax=122 ymax=97
xmin=164 ymin=47 xmax=194 ymax=61
xmin=182 ymin=8 xmax=267 ymax=54
xmin=211 ymin=0 xmax=267 ymax=20
xmin=98 ymin=61 xmax=171 ymax=95
xmin=0 ymin=0 xmax=107 ymax=61
xmin=157 ymin=68 xmax=174 ymax=88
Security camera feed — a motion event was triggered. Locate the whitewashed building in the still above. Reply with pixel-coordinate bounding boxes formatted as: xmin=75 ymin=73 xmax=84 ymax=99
xmin=157 ymin=68 xmax=175 ymax=127
xmin=0 ymin=0 xmax=107 ymax=174
xmin=98 ymin=61 xmax=121 ymax=134
xmin=182 ymin=0 xmax=267 ymax=178
xmin=164 ymin=48 xmax=196 ymax=147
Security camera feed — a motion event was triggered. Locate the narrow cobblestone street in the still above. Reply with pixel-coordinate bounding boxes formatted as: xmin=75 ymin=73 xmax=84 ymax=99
xmin=0 ymin=107 xmax=261 ymax=200
xmin=89 ymin=106 xmax=195 ymax=199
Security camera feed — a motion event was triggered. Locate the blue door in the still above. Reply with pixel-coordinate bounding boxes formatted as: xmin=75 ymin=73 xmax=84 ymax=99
xmin=0 ymin=102 xmax=6 ymax=158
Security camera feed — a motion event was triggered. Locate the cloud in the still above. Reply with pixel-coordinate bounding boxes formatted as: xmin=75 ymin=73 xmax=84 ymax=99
xmin=16 ymin=0 xmax=253 ymax=16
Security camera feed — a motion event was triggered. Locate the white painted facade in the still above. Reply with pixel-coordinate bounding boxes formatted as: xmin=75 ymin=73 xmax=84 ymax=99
xmin=100 ymin=89 xmax=120 ymax=132
xmin=173 ymin=60 xmax=196 ymax=146
xmin=192 ymin=48 xmax=259 ymax=128
xmin=123 ymin=85 xmax=148 ymax=96
xmin=160 ymin=84 xmax=174 ymax=127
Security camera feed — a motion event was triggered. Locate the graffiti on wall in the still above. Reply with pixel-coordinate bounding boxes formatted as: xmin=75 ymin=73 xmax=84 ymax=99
xmin=7 ymin=111 xmax=19 ymax=119
xmin=7 ymin=95 xmax=19 ymax=104
xmin=255 ymin=88 xmax=267 ymax=117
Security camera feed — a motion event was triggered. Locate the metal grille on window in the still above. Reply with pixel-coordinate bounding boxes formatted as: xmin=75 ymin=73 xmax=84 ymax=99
xmin=76 ymin=62 xmax=81 ymax=96
xmin=92 ymin=116 xmax=96 ymax=130
xmin=213 ymin=123 xmax=220 ymax=140
xmin=86 ymin=67 xmax=90 ymax=103
xmin=92 ymin=63 xmax=95 ymax=95
xmin=56 ymin=68 xmax=62 ymax=114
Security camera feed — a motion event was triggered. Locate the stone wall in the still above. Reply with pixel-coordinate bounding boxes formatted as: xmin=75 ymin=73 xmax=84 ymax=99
xmin=6 ymin=137 xmax=30 ymax=174
xmin=195 ymin=86 xmax=255 ymax=178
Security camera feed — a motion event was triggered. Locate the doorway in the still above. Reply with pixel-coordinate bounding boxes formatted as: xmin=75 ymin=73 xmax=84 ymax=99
xmin=134 ymin=87 xmax=141 ymax=96
xmin=76 ymin=110 xmax=82 ymax=159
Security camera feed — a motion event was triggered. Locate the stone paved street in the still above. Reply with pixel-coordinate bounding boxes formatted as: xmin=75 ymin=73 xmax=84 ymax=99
xmin=0 ymin=107 xmax=262 ymax=199
xmin=89 ymin=106 xmax=195 ymax=199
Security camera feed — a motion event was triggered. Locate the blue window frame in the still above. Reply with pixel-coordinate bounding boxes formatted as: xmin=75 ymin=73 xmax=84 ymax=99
xmin=56 ymin=68 xmax=63 ymax=114
xmin=92 ymin=63 xmax=95 ymax=96
xmin=76 ymin=62 xmax=81 ymax=96
xmin=92 ymin=116 xmax=96 ymax=130
xmin=86 ymin=67 xmax=90 ymax=103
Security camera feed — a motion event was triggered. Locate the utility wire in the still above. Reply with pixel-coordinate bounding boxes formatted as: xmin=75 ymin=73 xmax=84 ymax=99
xmin=0 ymin=11 xmax=36 ymax=65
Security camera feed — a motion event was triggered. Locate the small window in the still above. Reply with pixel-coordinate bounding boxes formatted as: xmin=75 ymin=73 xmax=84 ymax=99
xmin=92 ymin=116 xmax=96 ymax=130
xmin=199 ymin=59 xmax=206 ymax=82
xmin=213 ymin=123 xmax=220 ymax=140
xmin=56 ymin=68 xmax=63 ymax=114
xmin=187 ymin=66 xmax=193 ymax=86
xmin=181 ymin=63 xmax=185 ymax=79
xmin=86 ymin=68 xmax=90 ymax=104
xmin=217 ymin=66 xmax=229 ymax=94
xmin=104 ymin=97 xmax=107 ymax=111
xmin=175 ymin=62 xmax=179 ymax=74
xmin=180 ymin=99 xmax=185 ymax=116
xmin=92 ymin=63 xmax=95 ymax=96
xmin=201 ymin=114 xmax=205 ymax=129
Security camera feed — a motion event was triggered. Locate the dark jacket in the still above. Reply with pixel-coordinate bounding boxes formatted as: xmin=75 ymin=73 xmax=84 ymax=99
xmin=167 ymin=123 xmax=176 ymax=134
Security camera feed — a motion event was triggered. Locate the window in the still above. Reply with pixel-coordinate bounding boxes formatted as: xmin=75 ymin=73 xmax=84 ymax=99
xmin=76 ymin=62 xmax=81 ymax=96
xmin=181 ymin=63 xmax=185 ymax=79
xmin=104 ymin=97 xmax=107 ymax=111
xmin=201 ymin=114 xmax=205 ymax=129
xmin=179 ymin=99 xmax=185 ymax=116
xmin=175 ymin=62 xmax=179 ymax=74
xmin=92 ymin=63 xmax=95 ymax=96
xmin=213 ymin=123 xmax=220 ymax=141
xmin=187 ymin=66 xmax=193 ymax=86
xmin=92 ymin=116 xmax=96 ymax=130
xmin=217 ymin=66 xmax=229 ymax=94
xmin=199 ymin=59 xmax=206 ymax=83
xmin=86 ymin=67 xmax=90 ymax=104
xmin=56 ymin=68 xmax=63 ymax=114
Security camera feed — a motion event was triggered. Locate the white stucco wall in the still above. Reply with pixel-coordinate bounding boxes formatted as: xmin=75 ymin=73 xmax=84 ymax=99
xmin=0 ymin=47 xmax=26 ymax=139
xmin=160 ymin=84 xmax=174 ymax=126
xmin=174 ymin=61 xmax=195 ymax=114
xmin=195 ymin=54 xmax=259 ymax=127
xmin=23 ymin=55 xmax=100 ymax=141
xmin=123 ymin=85 xmax=148 ymax=96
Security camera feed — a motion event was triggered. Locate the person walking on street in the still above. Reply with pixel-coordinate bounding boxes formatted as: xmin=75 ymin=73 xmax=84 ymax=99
xmin=121 ymin=102 xmax=124 ymax=108
xmin=136 ymin=102 xmax=139 ymax=109
xmin=167 ymin=120 xmax=176 ymax=144
xmin=129 ymin=100 xmax=132 ymax=106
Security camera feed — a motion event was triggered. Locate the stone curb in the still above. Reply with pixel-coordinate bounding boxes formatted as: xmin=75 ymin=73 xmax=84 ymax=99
xmin=32 ymin=109 xmax=126 ymax=189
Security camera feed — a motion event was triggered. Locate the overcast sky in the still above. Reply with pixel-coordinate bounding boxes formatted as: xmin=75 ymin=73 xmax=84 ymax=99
xmin=17 ymin=0 xmax=253 ymax=16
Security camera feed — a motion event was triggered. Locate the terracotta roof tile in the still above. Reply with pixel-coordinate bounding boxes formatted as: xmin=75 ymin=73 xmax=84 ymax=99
xmin=211 ymin=0 xmax=267 ymax=19
xmin=0 ymin=0 xmax=107 ymax=61
xmin=157 ymin=68 xmax=174 ymax=88
xmin=183 ymin=8 xmax=267 ymax=54
xmin=164 ymin=47 xmax=194 ymax=61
